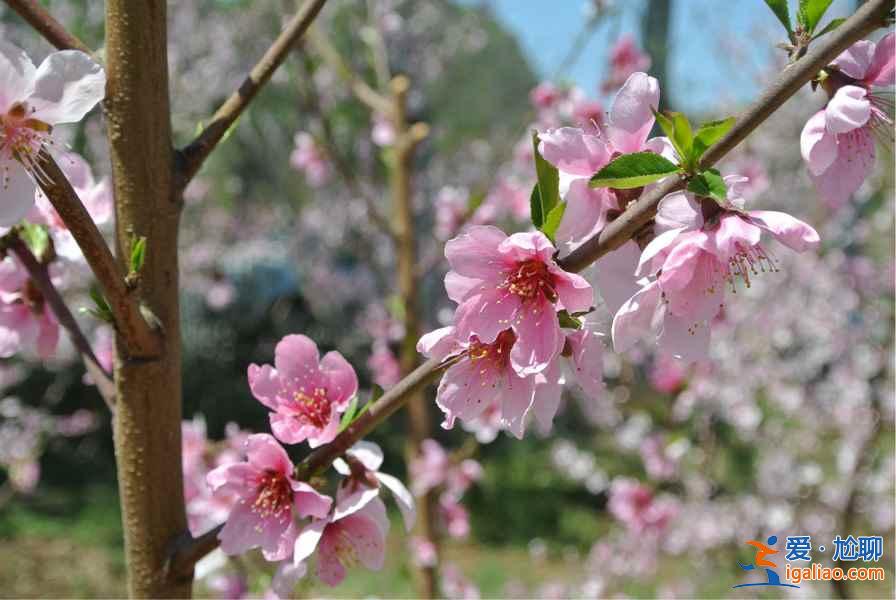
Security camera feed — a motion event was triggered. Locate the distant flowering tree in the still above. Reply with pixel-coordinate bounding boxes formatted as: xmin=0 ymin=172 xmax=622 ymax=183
xmin=0 ymin=0 xmax=892 ymax=598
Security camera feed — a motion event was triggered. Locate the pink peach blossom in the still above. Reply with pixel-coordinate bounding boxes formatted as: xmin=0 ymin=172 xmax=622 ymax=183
xmin=444 ymin=226 xmax=593 ymax=375
xmin=801 ymin=33 xmax=894 ymax=207
xmin=602 ymin=35 xmax=651 ymax=93
xmin=208 ymin=433 xmax=332 ymax=561
xmin=248 ymin=334 xmax=358 ymax=447
xmin=0 ymin=255 xmax=59 ymax=359
xmin=289 ymin=132 xmax=330 ymax=186
xmin=0 ymin=42 xmax=105 ymax=225
xmin=607 ymin=477 xmax=678 ymax=534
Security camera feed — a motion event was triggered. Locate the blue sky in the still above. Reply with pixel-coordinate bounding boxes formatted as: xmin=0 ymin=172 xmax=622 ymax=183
xmin=457 ymin=0 xmax=856 ymax=113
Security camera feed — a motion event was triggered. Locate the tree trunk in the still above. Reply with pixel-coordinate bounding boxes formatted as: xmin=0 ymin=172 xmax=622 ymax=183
xmin=105 ymin=1 xmax=189 ymax=597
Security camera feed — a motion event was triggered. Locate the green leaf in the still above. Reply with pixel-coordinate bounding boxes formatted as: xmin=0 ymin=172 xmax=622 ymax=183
xmin=529 ymin=183 xmax=544 ymax=229
xmin=129 ymin=236 xmax=147 ymax=274
xmin=764 ymin=0 xmax=793 ymax=35
xmin=812 ymin=17 xmax=845 ymax=40
xmin=653 ymin=110 xmax=693 ymax=169
xmin=541 ymin=201 xmax=566 ymax=244
xmin=557 ymin=309 xmax=582 ymax=330
xmin=83 ymin=286 xmax=114 ymax=323
xmin=590 ymin=152 xmax=680 ymax=189
xmin=687 ymin=168 xmax=728 ymax=203
xmin=338 ymin=396 xmax=359 ymax=432
xmin=798 ymin=0 xmax=834 ymax=33
xmin=692 ymin=117 xmax=736 ymax=160
xmin=531 ymin=131 xmax=561 ymax=230
xmin=19 ymin=223 xmax=50 ymax=260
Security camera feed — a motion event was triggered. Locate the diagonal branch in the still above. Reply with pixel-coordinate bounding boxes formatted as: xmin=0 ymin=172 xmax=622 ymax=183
xmin=165 ymin=0 xmax=891 ymax=576
xmin=557 ymin=0 xmax=891 ymax=273
xmin=3 ymin=0 xmax=92 ymax=53
xmin=35 ymin=151 xmax=161 ymax=358
xmin=4 ymin=234 xmax=116 ymax=410
xmin=176 ymin=0 xmax=330 ymax=188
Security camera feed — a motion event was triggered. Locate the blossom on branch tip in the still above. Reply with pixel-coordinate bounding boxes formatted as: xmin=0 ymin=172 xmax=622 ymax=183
xmin=207 ymin=433 xmax=333 ymax=562
xmin=0 ymin=42 xmax=105 ymax=225
xmin=248 ymin=334 xmax=358 ymax=447
xmin=444 ymin=226 xmax=593 ymax=376
xmin=801 ymin=32 xmax=894 ymax=208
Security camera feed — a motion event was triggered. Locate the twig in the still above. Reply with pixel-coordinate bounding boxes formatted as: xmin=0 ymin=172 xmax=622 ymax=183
xmin=557 ymin=0 xmax=892 ymax=274
xmin=165 ymin=0 xmax=891 ymax=576
xmin=5 ymin=234 xmax=116 ymax=410
xmin=166 ymin=356 xmax=452 ymax=580
xmin=3 ymin=0 xmax=92 ymax=53
xmin=35 ymin=151 xmax=161 ymax=358
xmin=176 ymin=0 xmax=330 ymax=188
xmin=307 ymin=26 xmax=393 ymax=116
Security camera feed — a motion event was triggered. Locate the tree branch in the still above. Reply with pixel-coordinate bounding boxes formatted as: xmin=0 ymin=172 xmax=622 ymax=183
xmin=35 ymin=151 xmax=161 ymax=358
xmin=3 ymin=0 xmax=91 ymax=53
xmin=4 ymin=234 xmax=115 ymax=410
xmin=165 ymin=0 xmax=891 ymax=577
xmin=557 ymin=0 xmax=892 ymax=274
xmin=176 ymin=0 xmax=330 ymax=188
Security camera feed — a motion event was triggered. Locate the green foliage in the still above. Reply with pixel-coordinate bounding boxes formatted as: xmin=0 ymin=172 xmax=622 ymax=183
xmin=19 ymin=223 xmax=51 ymax=261
xmin=557 ymin=309 xmax=582 ymax=330
xmin=530 ymin=131 xmax=561 ymax=235
xmin=692 ymin=117 xmax=735 ymax=161
xmin=129 ymin=236 xmax=147 ymax=274
xmin=655 ymin=111 xmax=735 ymax=172
xmin=81 ymin=287 xmax=114 ymax=324
xmin=590 ymin=152 xmax=680 ymax=189
xmin=812 ymin=17 xmax=846 ymax=40
xmin=687 ymin=168 xmax=728 ymax=203
xmin=797 ymin=0 xmax=834 ymax=34
xmin=764 ymin=0 xmax=793 ymax=35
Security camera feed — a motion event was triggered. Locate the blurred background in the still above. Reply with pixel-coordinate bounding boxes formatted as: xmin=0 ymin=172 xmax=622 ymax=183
xmin=0 ymin=0 xmax=893 ymax=597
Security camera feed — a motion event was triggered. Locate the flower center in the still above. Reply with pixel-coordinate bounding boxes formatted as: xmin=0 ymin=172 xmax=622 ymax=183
xmin=467 ymin=329 xmax=516 ymax=369
xmin=0 ymin=102 xmax=52 ymax=172
xmin=288 ymin=385 xmax=332 ymax=429
xmin=724 ymin=242 xmax=778 ymax=290
xmin=502 ymin=259 xmax=557 ymax=302
xmin=253 ymin=470 xmax=293 ymax=521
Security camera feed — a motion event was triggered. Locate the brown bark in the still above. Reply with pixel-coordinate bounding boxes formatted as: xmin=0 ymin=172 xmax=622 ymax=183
xmin=104 ymin=1 xmax=189 ymax=597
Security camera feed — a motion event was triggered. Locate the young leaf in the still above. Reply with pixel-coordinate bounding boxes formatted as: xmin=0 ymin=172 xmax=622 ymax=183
xmin=590 ymin=152 xmax=680 ymax=189
xmin=338 ymin=396 xmax=359 ymax=433
xmin=798 ymin=0 xmax=834 ymax=34
xmin=531 ymin=131 xmax=561 ymax=229
xmin=764 ymin=0 xmax=793 ymax=35
xmin=687 ymin=168 xmax=728 ymax=204
xmin=542 ymin=201 xmax=566 ymax=244
xmin=19 ymin=223 xmax=50 ymax=260
xmin=692 ymin=117 xmax=736 ymax=160
xmin=529 ymin=183 xmax=544 ymax=229
xmin=129 ymin=236 xmax=147 ymax=274
xmin=653 ymin=110 xmax=693 ymax=169
xmin=557 ymin=309 xmax=582 ymax=330
xmin=812 ymin=17 xmax=845 ymax=40
xmin=83 ymin=286 xmax=114 ymax=323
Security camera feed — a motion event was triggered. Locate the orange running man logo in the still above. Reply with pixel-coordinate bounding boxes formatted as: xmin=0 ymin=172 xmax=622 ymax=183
xmin=733 ymin=535 xmax=800 ymax=589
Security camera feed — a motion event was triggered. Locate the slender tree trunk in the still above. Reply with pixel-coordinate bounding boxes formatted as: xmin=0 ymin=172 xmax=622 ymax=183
xmin=105 ymin=1 xmax=189 ymax=597
xmin=642 ymin=0 xmax=673 ymax=110
xmin=389 ymin=76 xmax=439 ymax=599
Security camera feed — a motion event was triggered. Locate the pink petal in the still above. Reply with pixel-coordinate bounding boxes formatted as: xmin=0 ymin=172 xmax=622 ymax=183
xmin=305 ymin=409 xmax=341 ymax=448
xmin=662 ymin=253 xmax=725 ymax=323
xmin=611 ymin=280 xmax=661 ymax=353
xmin=538 ymin=127 xmax=610 ymax=176
xmin=444 ymin=225 xmax=508 ymax=280
xmin=593 ymin=241 xmax=643 ymax=315
xmin=416 ymin=326 xmax=462 ymax=361
xmin=824 ymin=86 xmax=870 ymax=134
xmin=435 ymin=356 xmax=503 ymax=425
xmin=292 ymin=482 xmax=333 ymax=519
xmin=333 ymin=483 xmax=379 ymax=520
xmin=657 ymin=313 xmax=710 ymax=363
xmin=496 ymin=370 xmax=537 ymax=438
xmin=245 ymin=433 xmax=293 ymax=474
xmin=206 ymin=462 xmax=258 ymax=493
xmin=864 ymin=32 xmax=895 ymax=86
xmin=498 ymin=231 xmax=556 ymax=264
xmin=555 ymin=180 xmax=614 ymax=245
xmin=454 ymin=288 xmax=519 ymax=345
xmin=320 ymin=350 xmax=358 ymax=409
xmin=808 ymin=127 xmax=876 ymax=208
xmin=345 ymin=441 xmax=384 ymax=471
xmin=832 ymin=39 xmax=875 ymax=81
xmin=637 ymin=228 xmax=682 ymax=277
xmin=0 ymin=159 xmax=37 ymax=226
xmin=247 ymin=364 xmax=281 ymax=411
xmin=0 ymin=41 xmax=36 ymax=112
xmin=531 ymin=360 xmax=563 ymax=434
xmin=509 ymin=300 xmax=564 ymax=376
xmin=800 ymin=111 xmax=838 ymax=176
xmin=274 ymin=334 xmax=320 ymax=380
xmin=445 ymin=271 xmax=484 ymax=304
xmin=608 ymin=72 xmax=660 ymax=153
xmin=654 ymin=191 xmax=702 ymax=233
xmin=261 ymin=519 xmax=297 ymax=562
xmin=747 ymin=210 xmax=820 ymax=252
xmin=269 ymin=413 xmax=313 ymax=445
xmin=218 ymin=501 xmax=268 ymax=556
xmin=567 ymin=327 xmax=604 ymax=401
xmin=712 ymin=213 xmax=762 ymax=259
xmin=28 ymin=50 xmax=106 ymax=125
xmin=293 ymin=519 xmax=327 ymax=566
xmin=657 ymin=238 xmax=702 ymax=292
xmin=375 ymin=472 xmax=416 ymax=532
xmin=334 ymin=512 xmax=386 ymax=572
xmin=643 ymin=135 xmax=679 ymax=163
xmin=552 ymin=269 xmax=594 ymax=314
